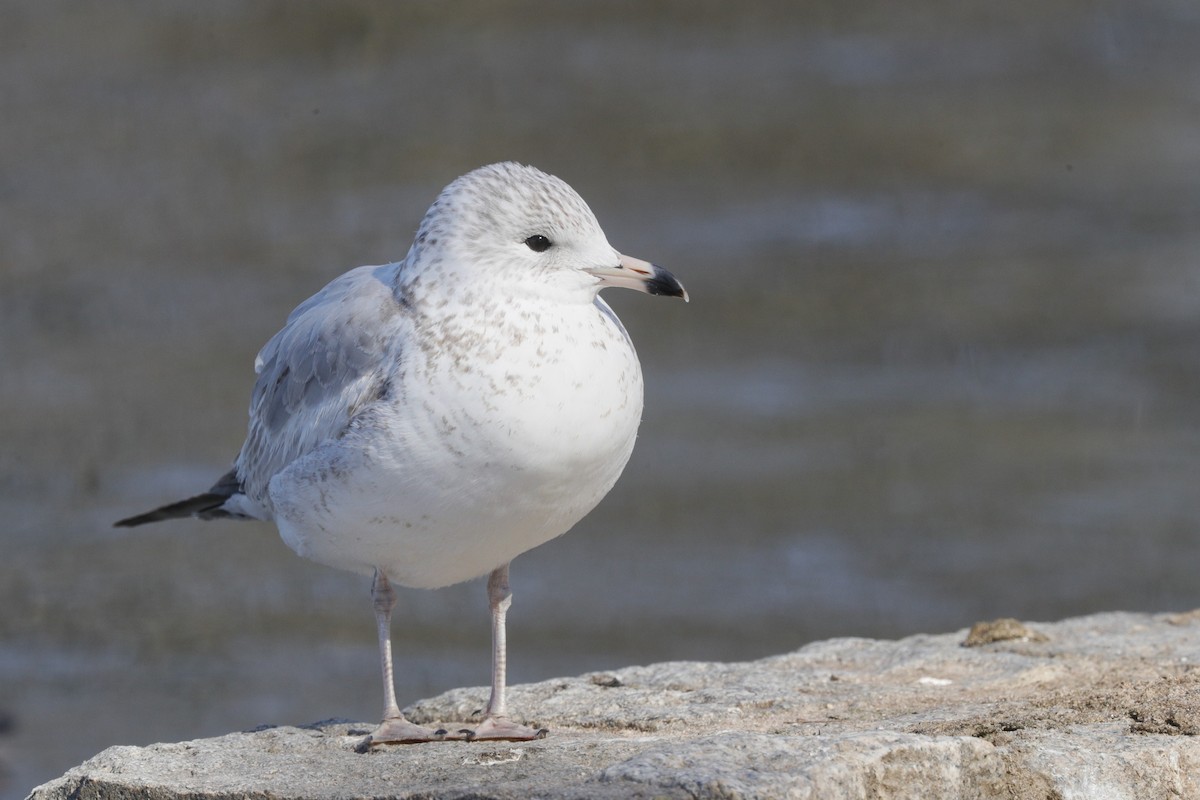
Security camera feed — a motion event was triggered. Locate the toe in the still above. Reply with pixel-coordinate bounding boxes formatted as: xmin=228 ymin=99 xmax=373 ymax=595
xmin=466 ymin=716 xmax=548 ymax=741
xmin=365 ymin=717 xmax=452 ymax=746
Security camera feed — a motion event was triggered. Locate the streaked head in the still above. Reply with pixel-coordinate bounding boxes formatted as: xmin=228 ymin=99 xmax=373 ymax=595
xmin=404 ymin=162 xmax=686 ymax=303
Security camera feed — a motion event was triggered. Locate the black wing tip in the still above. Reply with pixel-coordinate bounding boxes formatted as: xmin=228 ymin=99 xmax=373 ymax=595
xmin=112 ymin=489 xmax=238 ymax=528
xmin=113 ymin=509 xmax=186 ymax=527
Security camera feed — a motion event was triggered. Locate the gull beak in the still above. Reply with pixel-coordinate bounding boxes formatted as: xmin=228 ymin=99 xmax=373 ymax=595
xmin=586 ymin=254 xmax=689 ymax=302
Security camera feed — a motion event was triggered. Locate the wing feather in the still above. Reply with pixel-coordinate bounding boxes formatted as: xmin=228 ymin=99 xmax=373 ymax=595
xmin=236 ymin=263 xmax=407 ymax=509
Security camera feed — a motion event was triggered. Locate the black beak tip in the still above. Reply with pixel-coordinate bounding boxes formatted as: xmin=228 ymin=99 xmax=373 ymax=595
xmin=647 ymin=266 xmax=689 ymax=301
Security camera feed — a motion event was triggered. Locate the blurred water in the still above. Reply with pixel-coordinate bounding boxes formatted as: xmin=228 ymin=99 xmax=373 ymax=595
xmin=5 ymin=1 xmax=1200 ymax=796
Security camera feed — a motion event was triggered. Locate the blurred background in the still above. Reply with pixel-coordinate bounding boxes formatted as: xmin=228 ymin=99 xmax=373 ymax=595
xmin=4 ymin=0 xmax=1200 ymax=795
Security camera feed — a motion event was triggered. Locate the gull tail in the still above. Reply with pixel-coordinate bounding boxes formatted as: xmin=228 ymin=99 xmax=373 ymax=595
xmin=114 ymin=469 xmax=244 ymax=527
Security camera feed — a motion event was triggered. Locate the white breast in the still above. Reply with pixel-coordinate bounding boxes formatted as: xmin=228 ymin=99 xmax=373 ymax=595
xmin=267 ymin=296 xmax=643 ymax=589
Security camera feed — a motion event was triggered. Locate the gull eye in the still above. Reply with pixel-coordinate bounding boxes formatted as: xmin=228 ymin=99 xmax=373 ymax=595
xmin=524 ymin=234 xmax=552 ymax=253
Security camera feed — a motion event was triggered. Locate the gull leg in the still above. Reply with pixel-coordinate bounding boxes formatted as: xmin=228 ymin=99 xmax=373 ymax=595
xmin=465 ymin=563 xmax=548 ymax=741
xmin=365 ymin=568 xmax=450 ymax=745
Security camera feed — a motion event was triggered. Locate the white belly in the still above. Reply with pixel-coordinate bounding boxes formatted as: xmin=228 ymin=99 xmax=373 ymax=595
xmin=267 ymin=298 xmax=643 ymax=588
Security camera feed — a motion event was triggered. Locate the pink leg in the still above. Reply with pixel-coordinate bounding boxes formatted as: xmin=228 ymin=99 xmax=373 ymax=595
xmin=365 ymin=569 xmax=456 ymax=745
xmin=465 ymin=563 xmax=548 ymax=741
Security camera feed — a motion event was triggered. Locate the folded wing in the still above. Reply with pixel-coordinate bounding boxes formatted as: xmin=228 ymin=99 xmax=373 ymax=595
xmin=237 ymin=263 xmax=407 ymax=511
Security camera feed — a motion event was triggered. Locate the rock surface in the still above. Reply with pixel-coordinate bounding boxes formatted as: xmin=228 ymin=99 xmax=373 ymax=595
xmin=27 ymin=611 xmax=1200 ymax=799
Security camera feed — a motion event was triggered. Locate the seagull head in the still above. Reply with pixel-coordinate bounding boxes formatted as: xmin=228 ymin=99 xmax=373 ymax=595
xmin=404 ymin=162 xmax=687 ymax=304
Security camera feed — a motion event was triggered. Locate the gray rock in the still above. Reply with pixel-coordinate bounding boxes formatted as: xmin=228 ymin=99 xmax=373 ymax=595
xmin=27 ymin=611 xmax=1200 ymax=799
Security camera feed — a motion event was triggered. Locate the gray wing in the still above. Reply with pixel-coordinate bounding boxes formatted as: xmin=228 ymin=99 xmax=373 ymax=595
xmin=235 ymin=263 xmax=407 ymax=509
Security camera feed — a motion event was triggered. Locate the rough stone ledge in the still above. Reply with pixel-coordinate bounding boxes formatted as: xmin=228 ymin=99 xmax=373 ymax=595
xmin=27 ymin=611 xmax=1200 ymax=799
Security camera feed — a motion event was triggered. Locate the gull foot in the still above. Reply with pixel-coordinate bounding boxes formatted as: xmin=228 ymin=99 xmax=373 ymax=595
xmin=462 ymin=716 xmax=549 ymax=741
xmin=361 ymin=717 xmax=463 ymax=750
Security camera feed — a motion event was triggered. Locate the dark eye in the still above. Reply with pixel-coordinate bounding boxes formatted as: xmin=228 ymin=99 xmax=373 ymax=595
xmin=524 ymin=235 xmax=552 ymax=253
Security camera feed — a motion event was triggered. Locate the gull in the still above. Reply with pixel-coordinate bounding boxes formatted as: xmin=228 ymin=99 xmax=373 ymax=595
xmin=115 ymin=162 xmax=688 ymax=744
